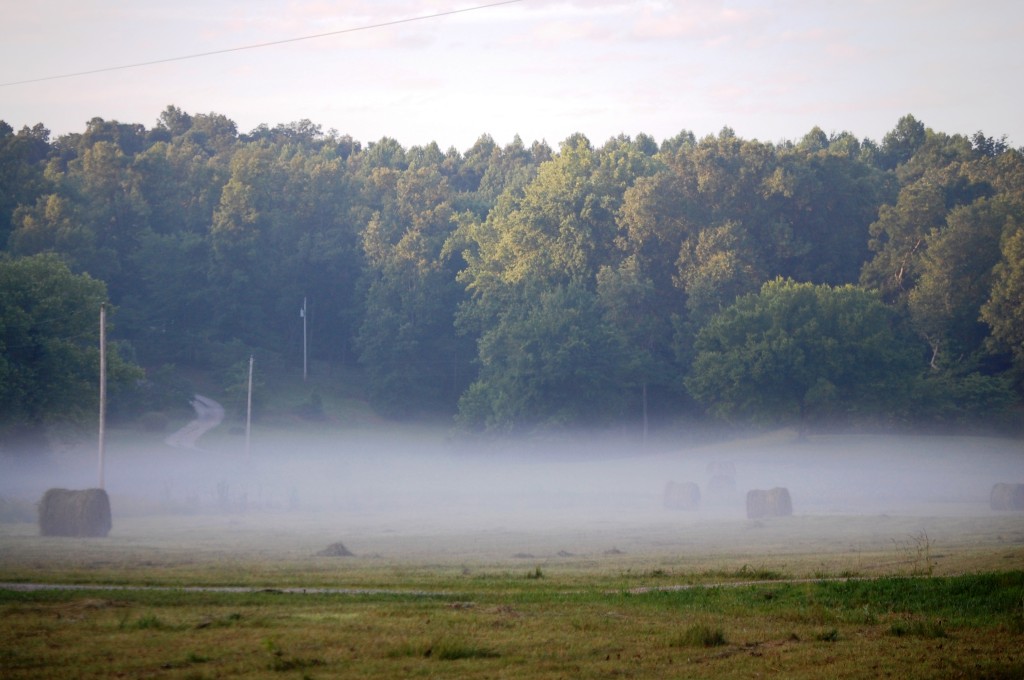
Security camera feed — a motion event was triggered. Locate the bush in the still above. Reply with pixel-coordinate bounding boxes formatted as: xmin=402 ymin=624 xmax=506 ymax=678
xmin=673 ymin=624 xmax=727 ymax=648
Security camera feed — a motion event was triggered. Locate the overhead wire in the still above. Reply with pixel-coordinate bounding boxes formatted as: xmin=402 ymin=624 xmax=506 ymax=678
xmin=0 ymin=0 xmax=525 ymax=87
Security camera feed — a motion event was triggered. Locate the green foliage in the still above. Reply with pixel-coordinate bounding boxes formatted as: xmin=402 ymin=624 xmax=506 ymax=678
xmin=2 ymin=110 xmax=1021 ymax=434
xmin=912 ymin=371 xmax=1017 ymax=428
xmin=221 ymin=356 xmax=265 ymax=421
xmin=878 ymin=114 xmax=927 ymax=170
xmin=128 ymin=614 xmax=166 ymax=630
xmin=982 ymin=216 xmax=1024 ymax=385
xmin=909 ymin=197 xmax=1020 ymax=369
xmin=0 ymin=253 xmax=142 ymax=451
xmin=355 ymin=166 xmax=473 ymax=416
xmin=431 ymin=639 xmax=501 ymax=661
xmin=457 ymin=281 xmax=630 ymax=431
xmin=0 ymin=122 xmax=51 ymax=247
xmin=686 ymin=278 xmax=923 ymax=430
xmin=0 ymin=563 xmax=1023 ymax=679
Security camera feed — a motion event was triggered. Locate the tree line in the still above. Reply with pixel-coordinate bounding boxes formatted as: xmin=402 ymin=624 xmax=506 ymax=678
xmin=1 ymin=107 xmax=1022 ymax=447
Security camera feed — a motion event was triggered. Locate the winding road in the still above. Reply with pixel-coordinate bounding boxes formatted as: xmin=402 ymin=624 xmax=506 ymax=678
xmin=163 ymin=395 xmax=224 ymax=450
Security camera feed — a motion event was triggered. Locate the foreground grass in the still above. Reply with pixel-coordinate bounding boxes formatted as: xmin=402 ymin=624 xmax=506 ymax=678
xmin=2 ymin=571 xmax=1022 ymax=679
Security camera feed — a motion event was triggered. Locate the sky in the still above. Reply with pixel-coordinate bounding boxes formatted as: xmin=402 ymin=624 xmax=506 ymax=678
xmin=2 ymin=0 xmax=1022 ymax=152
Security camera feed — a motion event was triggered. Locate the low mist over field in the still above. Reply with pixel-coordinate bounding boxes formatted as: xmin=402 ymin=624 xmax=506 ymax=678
xmin=3 ymin=421 xmax=1022 ymax=562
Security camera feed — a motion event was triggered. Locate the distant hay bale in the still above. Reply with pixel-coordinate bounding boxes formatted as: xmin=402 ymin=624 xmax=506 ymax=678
xmin=746 ymin=487 xmax=792 ymax=519
xmin=38 ymin=488 xmax=112 ymax=537
xmin=705 ymin=461 xmax=736 ymax=496
xmin=706 ymin=461 xmax=736 ymax=478
xmin=663 ymin=481 xmax=701 ymax=510
xmin=990 ymin=483 xmax=1024 ymax=511
xmin=317 ymin=541 xmax=354 ymax=557
xmin=707 ymin=474 xmax=736 ymax=495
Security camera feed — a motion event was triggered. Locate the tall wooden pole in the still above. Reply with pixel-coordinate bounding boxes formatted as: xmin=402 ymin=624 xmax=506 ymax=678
xmin=641 ymin=381 xmax=648 ymax=447
xmin=245 ymin=354 xmax=253 ymax=461
xmin=98 ymin=303 xmax=107 ymax=489
xmin=302 ymin=296 xmax=308 ymax=381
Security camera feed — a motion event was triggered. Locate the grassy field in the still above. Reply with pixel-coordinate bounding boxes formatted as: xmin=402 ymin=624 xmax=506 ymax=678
xmin=2 ymin=386 xmax=1023 ymax=678
xmin=2 ymin=499 xmax=1024 ymax=678
xmin=1 ymin=555 xmax=1022 ymax=678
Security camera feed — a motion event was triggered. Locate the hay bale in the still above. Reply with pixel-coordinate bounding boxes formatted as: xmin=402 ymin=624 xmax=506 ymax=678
xmin=990 ymin=483 xmax=1024 ymax=511
xmin=706 ymin=461 xmax=736 ymax=477
xmin=746 ymin=487 xmax=792 ymax=519
xmin=38 ymin=488 xmax=112 ymax=537
xmin=704 ymin=461 xmax=736 ymax=496
xmin=317 ymin=541 xmax=354 ymax=557
xmin=707 ymin=474 xmax=736 ymax=495
xmin=663 ymin=481 xmax=701 ymax=510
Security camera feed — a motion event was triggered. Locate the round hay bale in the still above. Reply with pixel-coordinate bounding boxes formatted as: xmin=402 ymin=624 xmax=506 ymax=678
xmin=990 ymin=483 xmax=1024 ymax=511
xmin=746 ymin=487 xmax=792 ymax=519
xmin=317 ymin=541 xmax=354 ymax=557
xmin=663 ymin=481 xmax=701 ymax=510
xmin=38 ymin=488 xmax=112 ymax=537
xmin=706 ymin=461 xmax=736 ymax=477
xmin=707 ymin=474 xmax=736 ymax=495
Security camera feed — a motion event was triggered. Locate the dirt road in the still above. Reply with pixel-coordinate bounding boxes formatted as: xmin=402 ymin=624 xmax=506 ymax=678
xmin=163 ymin=395 xmax=224 ymax=450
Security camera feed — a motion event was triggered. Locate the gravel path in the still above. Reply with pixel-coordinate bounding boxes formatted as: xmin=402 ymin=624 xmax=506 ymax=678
xmin=0 ymin=576 xmax=872 ymax=597
xmin=0 ymin=582 xmax=441 ymax=596
xmin=163 ymin=395 xmax=225 ymax=450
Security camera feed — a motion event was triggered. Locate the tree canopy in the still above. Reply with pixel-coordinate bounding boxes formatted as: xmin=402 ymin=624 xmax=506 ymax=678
xmin=0 ymin=253 xmax=140 ymax=452
xmin=1 ymin=106 xmax=1021 ymax=444
xmin=685 ymin=278 xmax=922 ymax=431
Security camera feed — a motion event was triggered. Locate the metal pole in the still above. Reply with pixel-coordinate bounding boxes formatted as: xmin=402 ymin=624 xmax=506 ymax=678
xmin=98 ymin=303 xmax=106 ymax=489
xmin=302 ymin=296 xmax=307 ymax=381
xmin=245 ymin=354 xmax=253 ymax=461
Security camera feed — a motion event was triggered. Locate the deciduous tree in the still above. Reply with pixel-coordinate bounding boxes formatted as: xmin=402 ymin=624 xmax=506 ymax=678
xmin=686 ymin=278 xmax=922 ymax=431
xmin=0 ymin=254 xmax=140 ymax=453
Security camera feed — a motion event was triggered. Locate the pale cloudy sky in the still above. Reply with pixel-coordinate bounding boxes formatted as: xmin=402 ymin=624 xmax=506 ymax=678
xmin=2 ymin=0 xmax=1021 ymax=151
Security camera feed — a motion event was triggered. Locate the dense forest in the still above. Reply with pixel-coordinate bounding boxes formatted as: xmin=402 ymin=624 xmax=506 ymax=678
xmin=2 ymin=107 xmax=1023 ymax=450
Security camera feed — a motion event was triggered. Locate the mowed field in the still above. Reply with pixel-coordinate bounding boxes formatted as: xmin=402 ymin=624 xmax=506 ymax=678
xmin=1 ymin=428 xmax=1023 ymax=678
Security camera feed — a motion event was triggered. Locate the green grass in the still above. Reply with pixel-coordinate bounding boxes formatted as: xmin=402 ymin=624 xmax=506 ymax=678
xmin=672 ymin=623 xmax=728 ymax=647
xmin=1 ymin=572 xmax=1022 ymax=678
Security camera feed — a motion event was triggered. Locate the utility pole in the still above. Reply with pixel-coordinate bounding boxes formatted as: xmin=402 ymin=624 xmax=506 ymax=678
xmin=301 ymin=297 xmax=308 ymax=381
xmin=245 ymin=354 xmax=253 ymax=461
xmin=98 ymin=303 xmax=106 ymax=490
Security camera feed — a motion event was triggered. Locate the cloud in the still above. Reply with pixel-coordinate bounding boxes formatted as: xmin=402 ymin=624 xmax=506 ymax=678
xmin=629 ymin=2 xmax=760 ymax=42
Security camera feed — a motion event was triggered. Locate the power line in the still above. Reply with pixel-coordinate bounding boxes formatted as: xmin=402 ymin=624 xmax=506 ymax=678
xmin=0 ymin=0 xmax=525 ymax=88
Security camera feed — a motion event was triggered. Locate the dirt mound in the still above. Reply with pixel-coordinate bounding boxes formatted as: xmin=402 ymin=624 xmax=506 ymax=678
xmin=316 ymin=542 xmax=354 ymax=557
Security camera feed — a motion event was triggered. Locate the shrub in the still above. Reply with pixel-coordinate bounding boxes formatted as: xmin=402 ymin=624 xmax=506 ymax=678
xmin=674 ymin=624 xmax=727 ymax=648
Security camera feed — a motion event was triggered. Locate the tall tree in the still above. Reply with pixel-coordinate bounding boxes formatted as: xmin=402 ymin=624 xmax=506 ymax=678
xmin=908 ymin=198 xmax=1017 ymax=369
xmin=686 ymin=278 xmax=922 ymax=432
xmin=0 ymin=121 xmax=52 ymax=247
xmin=0 ymin=254 xmax=140 ymax=453
xmin=981 ymin=218 xmax=1024 ymax=387
xmin=457 ymin=280 xmax=628 ymax=431
xmin=877 ymin=114 xmax=926 ymax=170
xmin=356 ymin=166 xmax=472 ymax=416
xmin=453 ymin=134 xmax=654 ymax=430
